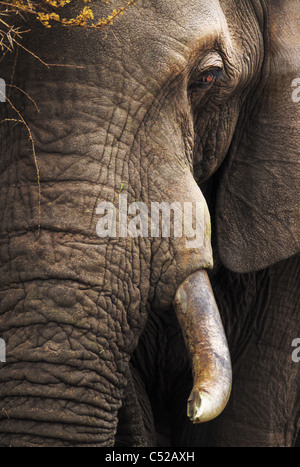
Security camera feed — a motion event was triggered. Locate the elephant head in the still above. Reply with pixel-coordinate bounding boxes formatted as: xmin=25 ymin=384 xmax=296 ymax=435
xmin=0 ymin=0 xmax=299 ymax=446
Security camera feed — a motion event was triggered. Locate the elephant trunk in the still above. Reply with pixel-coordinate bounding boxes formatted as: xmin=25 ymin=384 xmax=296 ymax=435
xmin=173 ymin=270 xmax=232 ymax=423
xmin=0 ymin=277 xmax=144 ymax=446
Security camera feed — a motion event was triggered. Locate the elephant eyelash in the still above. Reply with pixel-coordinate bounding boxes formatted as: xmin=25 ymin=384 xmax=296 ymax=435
xmin=189 ymin=67 xmax=224 ymax=91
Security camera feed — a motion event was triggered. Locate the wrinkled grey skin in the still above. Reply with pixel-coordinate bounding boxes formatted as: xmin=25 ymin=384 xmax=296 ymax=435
xmin=0 ymin=0 xmax=299 ymax=446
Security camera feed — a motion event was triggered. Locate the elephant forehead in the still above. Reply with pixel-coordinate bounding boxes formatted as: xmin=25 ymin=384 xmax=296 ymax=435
xmin=24 ymin=1 xmax=236 ymax=106
xmin=95 ymin=0 xmax=224 ymax=38
xmin=131 ymin=0 xmax=224 ymax=43
xmin=117 ymin=0 xmax=224 ymax=57
xmin=85 ymin=0 xmax=227 ymax=79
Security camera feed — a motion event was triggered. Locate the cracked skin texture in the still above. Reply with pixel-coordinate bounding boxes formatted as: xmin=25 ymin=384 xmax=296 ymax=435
xmin=0 ymin=0 xmax=299 ymax=447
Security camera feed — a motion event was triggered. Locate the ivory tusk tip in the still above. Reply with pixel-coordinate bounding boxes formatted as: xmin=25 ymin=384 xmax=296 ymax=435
xmin=187 ymin=388 xmax=202 ymax=423
xmin=187 ymin=388 xmax=229 ymax=424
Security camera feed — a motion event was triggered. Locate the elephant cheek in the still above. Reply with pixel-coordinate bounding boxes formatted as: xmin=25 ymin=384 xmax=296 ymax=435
xmin=173 ymin=270 xmax=232 ymax=423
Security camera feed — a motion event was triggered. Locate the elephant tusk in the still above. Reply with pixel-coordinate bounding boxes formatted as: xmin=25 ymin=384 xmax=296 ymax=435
xmin=173 ymin=270 xmax=232 ymax=423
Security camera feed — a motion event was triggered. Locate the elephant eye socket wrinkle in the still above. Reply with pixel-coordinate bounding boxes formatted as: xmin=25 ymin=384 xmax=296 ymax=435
xmin=189 ymin=68 xmax=224 ymax=91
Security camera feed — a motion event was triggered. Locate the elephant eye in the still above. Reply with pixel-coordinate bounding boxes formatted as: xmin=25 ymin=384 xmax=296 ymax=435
xmin=190 ymin=67 xmax=224 ymax=90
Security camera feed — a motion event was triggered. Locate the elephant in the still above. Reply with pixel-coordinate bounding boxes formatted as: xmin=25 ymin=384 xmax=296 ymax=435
xmin=0 ymin=0 xmax=299 ymax=447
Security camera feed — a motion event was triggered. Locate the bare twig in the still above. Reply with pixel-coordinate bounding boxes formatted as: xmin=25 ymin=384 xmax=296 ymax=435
xmin=2 ymin=93 xmax=41 ymax=235
xmin=7 ymin=84 xmax=40 ymax=112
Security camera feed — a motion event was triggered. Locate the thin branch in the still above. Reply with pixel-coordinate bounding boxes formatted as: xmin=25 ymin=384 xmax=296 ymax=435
xmin=7 ymin=84 xmax=40 ymax=112
xmin=1 ymin=92 xmax=41 ymax=235
xmin=13 ymin=39 xmax=50 ymax=67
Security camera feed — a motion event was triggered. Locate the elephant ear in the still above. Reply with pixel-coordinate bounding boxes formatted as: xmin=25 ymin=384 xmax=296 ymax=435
xmin=217 ymin=0 xmax=300 ymax=273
